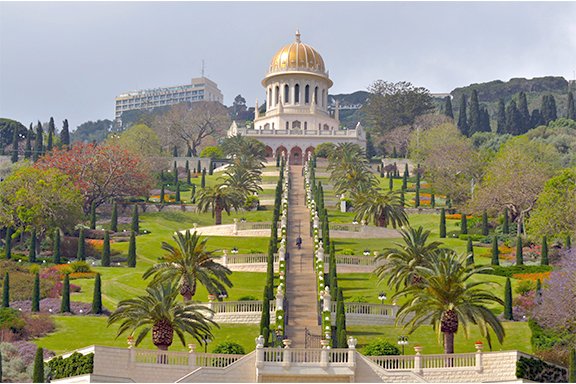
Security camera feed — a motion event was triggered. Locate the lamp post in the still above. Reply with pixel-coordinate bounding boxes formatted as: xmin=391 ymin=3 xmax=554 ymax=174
xmin=397 ymin=335 xmax=409 ymax=355
xmin=203 ymin=337 xmax=211 ymax=353
xmin=378 ymin=292 xmax=387 ymax=305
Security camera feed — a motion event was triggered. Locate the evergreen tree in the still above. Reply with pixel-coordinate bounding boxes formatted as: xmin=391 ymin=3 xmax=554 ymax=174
xmin=466 ymin=236 xmax=474 ymax=265
xmin=172 ymin=145 xmax=178 ymax=157
xmin=482 ymin=210 xmax=489 ymax=236
xmin=201 ymin=168 xmax=206 ymax=188
xmin=92 ymin=273 xmax=102 ymax=314
xmin=110 ymin=201 xmax=118 ymax=232
xmin=392 ymin=146 xmax=398 ymax=158
xmin=430 ymin=193 xmax=435 ymax=208
xmin=515 ymin=236 xmax=524 ymax=265
xmin=208 ymin=161 xmax=214 ymax=175
xmin=414 ymin=185 xmax=420 ymax=208
xmin=335 ymin=288 xmax=347 ymax=348
xmin=366 ymin=132 xmax=376 ymax=159
xmin=531 ymin=109 xmax=545 ymax=128
xmin=60 ymin=119 xmax=70 ymax=149
xmin=102 ymin=232 xmax=111 ymax=267
xmin=505 ymin=100 xmax=522 ymax=135
xmin=32 ymin=272 xmax=40 ymax=312
xmin=5 ymin=227 xmax=12 ymax=260
xmin=160 ymin=184 xmax=165 ymax=203
xmin=541 ymin=236 xmax=549 ymax=266
xmin=25 ymin=125 xmax=33 ymax=159
xmin=186 ymin=146 xmax=193 ymax=157
xmin=190 ymin=184 xmax=196 ymax=203
xmin=260 ymin=286 xmax=270 ymax=343
xmin=185 ymin=160 xmax=191 ymax=184
xmin=175 ymin=183 xmax=181 ymax=202
xmin=502 ymin=208 xmax=510 ymax=234
xmin=29 ymin=228 xmax=37 ymax=263
xmin=518 ymin=91 xmax=531 ymax=133
xmin=491 ymin=236 xmax=500 ymax=266
xmin=61 ymin=273 xmax=71 ymax=313
xmin=457 ymin=94 xmax=469 ymax=136
xmin=399 ymin=189 xmax=405 ymax=207
xmin=197 ymin=160 xmax=202 ymax=174
xmin=479 ymin=106 xmax=491 ymax=132
xmin=388 ymin=173 xmax=393 ymax=191
xmin=468 ymin=90 xmax=481 ymax=135
xmin=90 ymin=201 xmax=97 ymax=229
xmin=32 ymin=347 xmax=44 ymax=383
xmin=567 ymin=92 xmax=576 ymax=120
xmin=173 ymin=161 xmax=178 ymax=184
xmin=2 ymin=272 xmax=9 ymax=307
xmin=402 ymin=163 xmax=409 ymax=189
xmin=10 ymin=125 xmax=19 ymax=163
xmin=444 ymin=96 xmax=454 ymax=119
xmin=439 ymin=208 xmax=446 ymax=238
xmin=33 ymin=121 xmax=44 ymax=161
xmin=504 ymin=277 xmax=513 ymax=320
xmin=0 ymin=348 xmax=3 ymax=383
xmin=47 ymin=117 xmax=55 ymax=151
xmin=379 ymin=167 xmax=384 ymax=178
xmin=460 ymin=213 xmax=468 ymax=235
xmin=541 ymin=94 xmax=558 ymax=124
xmin=415 ymin=164 xmax=421 ymax=189
xmin=276 ymin=155 xmax=280 ymax=168
xmin=127 ymin=231 xmax=136 ymax=267
xmin=496 ymin=99 xmax=507 ymax=134
xmin=569 ymin=348 xmax=576 ymax=383
xmin=131 ymin=205 xmax=139 ymax=233
xmin=52 ymin=228 xmax=61 ymax=264
xmin=77 ymin=228 xmax=86 ymax=261
xmin=566 ymin=235 xmax=572 ymax=250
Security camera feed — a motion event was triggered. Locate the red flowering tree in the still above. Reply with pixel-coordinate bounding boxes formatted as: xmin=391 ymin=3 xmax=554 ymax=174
xmin=36 ymin=142 xmax=154 ymax=213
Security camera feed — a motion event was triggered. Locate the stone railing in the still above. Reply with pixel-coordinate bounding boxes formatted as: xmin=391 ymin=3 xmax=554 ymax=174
xmin=330 ymin=223 xmax=362 ymax=232
xmin=133 ymin=348 xmax=244 ymax=368
xmin=332 ymin=302 xmax=398 ymax=317
xmin=236 ymin=127 xmax=359 ymax=138
xmin=236 ymin=221 xmax=277 ymax=231
xmin=222 ymin=253 xmax=279 ymax=264
xmin=208 ymin=300 xmax=277 ymax=314
xmin=334 ymin=255 xmax=380 ymax=266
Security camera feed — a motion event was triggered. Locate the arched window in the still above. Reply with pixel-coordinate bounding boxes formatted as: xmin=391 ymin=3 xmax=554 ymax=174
xmin=294 ymin=84 xmax=300 ymax=104
xmin=268 ymin=88 xmax=271 ymax=108
xmin=284 ymin=84 xmax=289 ymax=104
xmin=305 ymin=85 xmax=310 ymax=104
xmin=322 ymin=89 xmax=326 ymax=107
xmin=304 ymin=122 xmax=308 ymax=130
xmin=275 ymin=86 xmax=280 ymax=105
xmin=292 ymin=121 xmax=301 ymax=129
xmin=323 ymin=124 xmax=329 ymax=130
xmin=285 ymin=122 xmax=289 ymax=130
xmin=314 ymin=86 xmax=318 ymax=104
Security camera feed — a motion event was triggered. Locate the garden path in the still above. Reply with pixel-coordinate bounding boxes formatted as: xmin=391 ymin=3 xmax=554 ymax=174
xmin=284 ymin=165 xmax=322 ymax=347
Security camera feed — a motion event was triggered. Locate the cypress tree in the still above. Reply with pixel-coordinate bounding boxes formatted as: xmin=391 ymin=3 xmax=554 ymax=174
xmin=61 ymin=273 xmax=70 ymax=313
xmin=491 ymin=236 xmax=500 ymax=266
xmin=131 ymin=205 xmax=139 ymax=233
xmin=5 ymin=227 xmax=12 ymax=260
xmin=276 ymin=155 xmax=280 ymax=167
xmin=175 ymin=183 xmax=181 ymax=203
xmin=502 ymin=208 xmax=510 ymax=234
xmin=516 ymin=236 xmax=524 ymax=266
xmin=32 ymin=346 xmax=44 ymax=383
xmin=160 ymin=184 xmax=165 ymax=203
xmin=336 ymin=288 xmax=347 ymax=348
xmin=2 ymin=272 xmax=9 ymax=307
xmin=127 ymin=231 xmax=136 ymax=267
xmin=567 ymin=92 xmax=576 ymax=120
xmin=10 ymin=125 xmax=19 ymax=163
xmin=457 ymin=94 xmax=469 ymax=136
xmin=444 ymin=96 xmax=454 ymax=119
xmin=439 ymin=208 xmax=446 ymax=238
xmin=29 ymin=228 xmax=37 ymax=263
xmin=53 ymin=228 xmax=61 ymax=264
xmin=536 ymin=278 xmax=542 ymax=295
xmin=90 ymin=201 xmax=97 ymax=229
xmin=505 ymin=100 xmax=522 ymax=135
xmin=25 ymin=125 xmax=33 ymax=159
xmin=77 ymin=228 xmax=86 ymax=260
xmin=569 ymin=348 xmax=576 ymax=383
xmin=392 ymin=146 xmax=398 ymax=158
xmin=415 ymin=185 xmax=420 ymax=208
xmin=541 ymin=236 xmax=549 ymax=266
xmin=209 ymin=161 xmax=214 ymax=175
xmin=518 ymin=92 xmax=531 ymax=133
xmin=190 ymin=184 xmax=196 ymax=203
xmin=32 ymin=272 xmax=40 ymax=312
xmin=197 ymin=160 xmax=202 ymax=174
xmin=531 ymin=109 xmax=545 ymax=128
xmin=329 ymin=243 xmax=338 ymax=299
xmin=460 ymin=213 xmax=468 ymax=235
xmin=415 ymin=164 xmax=421 ymax=189
xmin=47 ymin=117 xmax=55 ymax=151
xmin=260 ymin=286 xmax=270 ymax=342
xmin=566 ymin=235 xmax=572 ymax=250
xmin=496 ymin=99 xmax=507 ymax=134
xmin=468 ymin=90 xmax=481 ymax=135
xmin=185 ymin=160 xmax=191 ymax=184
xmin=173 ymin=161 xmax=178 ymax=184
xmin=33 ymin=121 xmax=44 ymax=161
xmin=446 ymin=196 xmax=452 ymax=209
xmin=430 ymin=193 xmax=435 ymax=208
xmin=466 ymin=236 xmax=474 ymax=265
xmin=172 ymin=145 xmax=178 ymax=157
xmin=482 ymin=210 xmax=489 ymax=236
xmin=92 ymin=273 xmax=102 ymax=314
xmin=0 ymin=349 xmax=3 ymax=383
xmin=379 ymin=167 xmax=384 ymax=178
xmin=479 ymin=106 xmax=491 ymax=132
xmin=402 ymin=165 xmax=408 ymax=190
xmin=399 ymin=189 xmax=405 ymax=207
xmin=201 ymin=168 xmax=206 ymax=188
xmin=541 ymin=94 xmax=558 ymax=124
xmin=504 ymin=277 xmax=513 ymax=320
xmin=102 ymin=232 xmax=111 ymax=267
xmin=110 ymin=201 xmax=118 ymax=232
xmin=60 ymin=119 xmax=70 ymax=149
xmin=388 ymin=173 xmax=393 ymax=191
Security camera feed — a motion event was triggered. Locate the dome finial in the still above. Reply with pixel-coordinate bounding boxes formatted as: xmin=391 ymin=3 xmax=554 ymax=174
xmin=295 ymin=29 xmax=301 ymax=43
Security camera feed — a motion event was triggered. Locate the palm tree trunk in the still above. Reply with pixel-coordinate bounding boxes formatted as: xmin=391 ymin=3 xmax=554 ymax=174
xmin=377 ymin=215 xmax=386 ymax=227
xmin=443 ymin=332 xmax=455 ymax=354
xmin=215 ymin=207 xmax=223 ymax=225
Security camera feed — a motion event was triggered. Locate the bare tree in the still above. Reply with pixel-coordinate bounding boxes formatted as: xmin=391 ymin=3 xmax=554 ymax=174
xmin=154 ymin=101 xmax=231 ymax=156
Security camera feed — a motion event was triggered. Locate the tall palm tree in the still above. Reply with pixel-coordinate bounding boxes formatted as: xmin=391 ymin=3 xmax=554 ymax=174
xmin=375 ymin=226 xmax=444 ymax=290
xmin=197 ymin=183 xmax=242 ymax=225
xmin=328 ymin=143 xmax=374 ymax=196
xmin=394 ymin=251 xmax=505 ymax=354
xmin=352 ymin=188 xmax=408 ymax=228
xmin=108 ymin=282 xmax=217 ymax=350
xmin=221 ymin=134 xmax=266 ymax=170
xmin=144 ymin=230 xmax=232 ymax=301
xmin=221 ymin=166 xmax=263 ymax=199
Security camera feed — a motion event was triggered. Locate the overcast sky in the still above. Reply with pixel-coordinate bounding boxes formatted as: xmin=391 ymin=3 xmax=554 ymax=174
xmin=1 ymin=1 xmax=575 ymax=131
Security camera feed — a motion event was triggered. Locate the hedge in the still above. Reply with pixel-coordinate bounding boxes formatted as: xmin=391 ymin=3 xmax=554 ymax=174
xmin=47 ymin=352 xmax=94 ymax=380
xmin=516 ymin=355 xmax=567 ymax=383
xmin=479 ymin=265 xmax=553 ymax=278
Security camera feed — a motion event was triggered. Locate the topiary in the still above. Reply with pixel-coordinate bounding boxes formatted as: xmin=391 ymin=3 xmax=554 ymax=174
xmin=363 ymin=339 xmax=401 ymax=356
xmin=212 ymin=341 xmax=246 ymax=355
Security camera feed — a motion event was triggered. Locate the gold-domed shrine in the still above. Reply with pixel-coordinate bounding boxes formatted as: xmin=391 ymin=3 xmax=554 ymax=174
xmin=268 ymin=31 xmax=327 ymax=77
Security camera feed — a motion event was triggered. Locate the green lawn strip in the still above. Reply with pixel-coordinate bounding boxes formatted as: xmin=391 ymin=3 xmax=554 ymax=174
xmin=348 ymin=321 xmax=532 ymax=355
xmin=35 ymin=316 xmax=259 ymax=355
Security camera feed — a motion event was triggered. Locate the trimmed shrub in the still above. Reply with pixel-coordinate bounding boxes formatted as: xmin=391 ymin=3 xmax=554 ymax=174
xmin=3 ymin=272 xmax=9 ymax=307
xmin=491 ymin=236 xmax=500 ymax=266
xmin=460 ymin=213 xmax=468 ymax=235
xmin=127 ymin=231 xmax=136 ymax=268
xmin=92 ymin=273 xmax=102 ymax=314
xmin=47 ymin=352 xmax=94 ymax=380
xmin=90 ymin=201 xmax=96 ymax=230
xmin=467 ymin=237 xmax=474 ymax=265
xmin=32 ymin=273 xmax=40 ymax=312
xmin=60 ymin=274 xmax=70 ymax=313
xmin=101 ymin=232 xmax=110 ymax=267
xmin=439 ymin=208 xmax=446 ymax=238
xmin=110 ymin=201 xmax=118 ymax=232
xmin=32 ymin=346 xmax=44 ymax=383
xmin=541 ymin=236 xmax=549 ymax=266
xmin=29 ymin=229 xmax=37 ymax=263
xmin=53 ymin=229 xmax=61 ymax=264
xmin=5 ymin=227 xmax=12 ymax=260
xmin=131 ymin=205 xmax=139 ymax=233
xmin=516 ymin=236 xmax=524 ymax=266
xmin=482 ymin=210 xmax=489 ymax=236
xmin=516 ymin=355 xmax=567 ymax=383
xmin=212 ymin=341 xmax=245 ymax=355
xmin=504 ymin=277 xmax=513 ymax=320
xmin=363 ymin=339 xmax=401 ymax=356
xmin=77 ymin=229 xmax=86 ymax=261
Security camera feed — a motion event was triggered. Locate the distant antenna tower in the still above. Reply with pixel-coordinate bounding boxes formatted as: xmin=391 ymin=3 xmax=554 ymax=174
xmin=201 ymin=60 xmax=205 ymax=77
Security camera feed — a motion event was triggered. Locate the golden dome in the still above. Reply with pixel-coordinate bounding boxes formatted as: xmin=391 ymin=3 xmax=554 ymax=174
xmin=268 ymin=31 xmax=327 ymax=76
